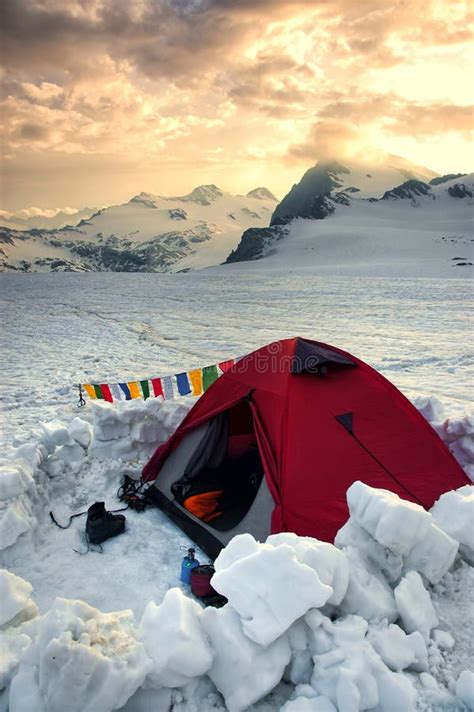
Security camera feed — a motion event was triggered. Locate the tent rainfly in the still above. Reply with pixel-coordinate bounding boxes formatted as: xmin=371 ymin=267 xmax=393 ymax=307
xmin=143 ymin=337 xmax=469 ymax=558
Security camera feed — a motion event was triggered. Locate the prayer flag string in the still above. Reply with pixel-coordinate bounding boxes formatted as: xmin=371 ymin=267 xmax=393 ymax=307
xmin=80 ymin=356 xmax=241 ymax=403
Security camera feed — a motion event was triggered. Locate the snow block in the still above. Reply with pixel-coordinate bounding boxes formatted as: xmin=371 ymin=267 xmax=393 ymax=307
xmin=21 ymin=597 xmax=150 ymax=712
xmin=456 ymin=670 xmax=474 ymax=711
xmin=201 ymin=604 xmax=291 ymax=712
xmin=68 ymin=417 xmax=93 ymax=449
xmin=403 ymin=521 xmax=458 ymax=584
xmin=267 ymin=533 xmax=349 ymax=606
xmin=213 ymin=532 xmax=260 ymax=572
xmin=138 ymin=588 xmax=213 ymax=688
xmin=310 ymin=621 xmax=416 ymax=712
xmin=281 ymin=697 xmax=337 ymax=712
xmin=415 ymin=395 xmax=445 ymax=424
xmin=339 ymin=547 xmax=398 ymax=622
xmin=0 ymin=466 xmax=26 ymax=502
xmin=0 ymin=629 xmax=32 ymax=690
xmin=55 ymin=443 xmax=86 ymax=473
xmin=368 ymin=621 xmax=428 ymax=672
xmin=347 ymin=481 xmax=431 ymax=557
xmin=0 ymin=500 xmax=32 ymax=551
xmin=39 ymin=421 xmax=75 ymax=449
xmin=335 ymin=520 xmax=403 ymax=584
xmin=431 ymin=485 xmax=474 ymax=558
xmin=211 ymin=541 xmax=333 ymax=646
xmin=0 ymin=570 xmax=34 ymax=628
xmin=394 ymin=571 xmax=438 ymax=642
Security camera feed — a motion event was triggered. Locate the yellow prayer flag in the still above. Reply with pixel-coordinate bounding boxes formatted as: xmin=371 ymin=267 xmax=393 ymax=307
xmin=189 ymin=369 xmax=203 ymax=396
xmin=128 ymin=381 xmax=141 ymax=399
xmin=83 ymin=384 xmax=97 ymax=399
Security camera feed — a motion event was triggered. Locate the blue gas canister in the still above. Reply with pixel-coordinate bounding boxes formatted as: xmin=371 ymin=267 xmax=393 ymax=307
xmin=181 ymin=548 xmax=200 ymax=584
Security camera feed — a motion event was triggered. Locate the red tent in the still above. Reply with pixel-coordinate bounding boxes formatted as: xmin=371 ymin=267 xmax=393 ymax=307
xmin=143 ymin=337 xmax=468 ymax=558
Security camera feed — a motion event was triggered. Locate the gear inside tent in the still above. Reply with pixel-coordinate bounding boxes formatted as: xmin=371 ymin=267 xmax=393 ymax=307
xmin=143 ymin=337 xmax=469 ymax=558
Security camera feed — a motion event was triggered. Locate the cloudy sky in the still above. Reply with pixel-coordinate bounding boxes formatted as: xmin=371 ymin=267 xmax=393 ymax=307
xmin=1 ymin=0 xmax=473 ymax=212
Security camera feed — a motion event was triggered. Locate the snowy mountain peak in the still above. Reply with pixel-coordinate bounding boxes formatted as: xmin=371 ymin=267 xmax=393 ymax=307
xmin=270 ymin=161 xmax=348 ymax=225
xmin=129 ymin=192 xmax=159 ymax=208
xmin=179 ymin=184 xmax=224 ymax=205
xmin=270 ymin=157 xmax=442 ymax=226
xmin=246 ymin=187 xmax=278 ymax=202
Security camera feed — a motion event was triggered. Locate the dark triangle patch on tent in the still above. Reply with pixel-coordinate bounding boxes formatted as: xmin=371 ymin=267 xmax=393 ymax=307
xmin=335 ymin=412 xmax=354 ymax=434
xmin=291 ymin=338 xmax=356 ymax=374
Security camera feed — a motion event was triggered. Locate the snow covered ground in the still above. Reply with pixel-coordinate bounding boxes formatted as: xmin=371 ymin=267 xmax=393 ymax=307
xmin=1 ymin=270 xmax=473 ymax=711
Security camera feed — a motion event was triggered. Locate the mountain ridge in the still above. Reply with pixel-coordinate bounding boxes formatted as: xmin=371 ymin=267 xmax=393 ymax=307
xmin=0 ymin=186 xmax=276 ymax=273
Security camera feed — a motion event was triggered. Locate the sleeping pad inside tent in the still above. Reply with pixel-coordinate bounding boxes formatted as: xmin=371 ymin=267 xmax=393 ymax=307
xmin=143 ymin=337 xmax=469 ymax=559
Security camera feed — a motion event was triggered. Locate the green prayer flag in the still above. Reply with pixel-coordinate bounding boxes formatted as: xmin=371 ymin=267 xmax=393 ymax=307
xmin=93 ymin=384 xmax=104 ymax=399
xmin=140 ymin=380 xmax=150 ymax=399
xmin=202 ymin=365 xmax=219 ymax=391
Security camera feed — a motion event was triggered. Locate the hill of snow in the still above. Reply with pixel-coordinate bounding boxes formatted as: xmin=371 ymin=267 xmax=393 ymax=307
xmin=226 ymin=162 xmax=473 ymax=278
xmin=0 ymin=186 xmax=276 ymax=274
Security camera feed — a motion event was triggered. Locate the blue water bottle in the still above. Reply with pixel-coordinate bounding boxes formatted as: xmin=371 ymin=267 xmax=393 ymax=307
xmin=181 ymin=547 xmax=200 ymax=584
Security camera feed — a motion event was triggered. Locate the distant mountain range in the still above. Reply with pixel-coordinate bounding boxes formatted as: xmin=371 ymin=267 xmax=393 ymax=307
xmin=0 ymin=186 xmax=277 ymax=273
xmin=0 ymin=207 xmax=98 ymax=231
xmin=0 ymin=155 xmax=472 ymax=276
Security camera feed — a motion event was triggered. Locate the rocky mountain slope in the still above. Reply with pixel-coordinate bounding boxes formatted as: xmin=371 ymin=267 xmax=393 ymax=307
xmin=0 ymin=186 xmax=277 ymax=273
xmin=226 ymin=160 xmax=473 ymax=276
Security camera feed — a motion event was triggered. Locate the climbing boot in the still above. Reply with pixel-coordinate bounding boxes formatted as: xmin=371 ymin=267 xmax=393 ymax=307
xmin=86 ymin=502 xmax=126 ymax=544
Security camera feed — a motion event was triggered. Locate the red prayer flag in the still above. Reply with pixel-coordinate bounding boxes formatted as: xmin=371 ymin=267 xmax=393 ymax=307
xmin=218 ymin=359 xmax=234 ymax=373
xmin=100 ymin=384 xmax=113 ymax=403
xmin=151 ymin=378 xmax=164 ymax=398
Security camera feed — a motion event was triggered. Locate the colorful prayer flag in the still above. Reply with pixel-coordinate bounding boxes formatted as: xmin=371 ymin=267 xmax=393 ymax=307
xmin=128 ymin=381 xmax=141 ymax=399
xmin=119 ymin=383 xmax=131 ymax=400
xmin=140 ymin=380 xmax=150 ymax=399
xmin=84 ymin=384 xmax=97 ymax=399
xmin=162 ymin=375 xmax=174 ymax=399
xmin=109 ymin=383 xmax=125 ymax=401
xmin=151 ymin=378 xmax=163 ymax=398
xmin=176 ymin=372 xmax=191 ymax=396
xmin=188 ymin=369 xmax=203 ymax=396
xmin=219 ymin=359 xmax=234 ymax=373
xmin=93 ymin=384 xmax=104 ymax=399
xmin=100 ymin=384 xmax=113 ymax=403
xmin=202 ymin=365 xmax=219 ymax=391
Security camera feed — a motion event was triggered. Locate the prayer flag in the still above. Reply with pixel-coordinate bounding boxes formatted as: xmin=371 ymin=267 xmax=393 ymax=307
xmin=140 ymin=380 xmax=150 ymax=399
xmin=176 ymin=372 xmax=191 ymax=396
xmin=128 ymin=381 xmax=141 ymax=399
xmin=189 ymin=369 xmax=203 ymax=396
xmin=202 ymin=365 xmax=219 ymax=391
xmin=119 ymin=383 xmax=131 ymax=400
xmin=93 ymin=384 xmax=104 ymax=399
xmin=83 ymin=384 xmax=97 ymax=399
xmin=162 ymin=375 xmax=174 ymax=399
xmin=109 ymin=383 xmax=125 ymax=401
xmin=151 ymin=378 xmax=163 ymax=398
xmin=100 ymin=384 xmax=113 ymax=403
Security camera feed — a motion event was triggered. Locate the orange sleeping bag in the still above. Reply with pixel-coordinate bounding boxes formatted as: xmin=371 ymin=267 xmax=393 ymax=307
xmin=183 ymin=490 xmax=224 ymax=522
